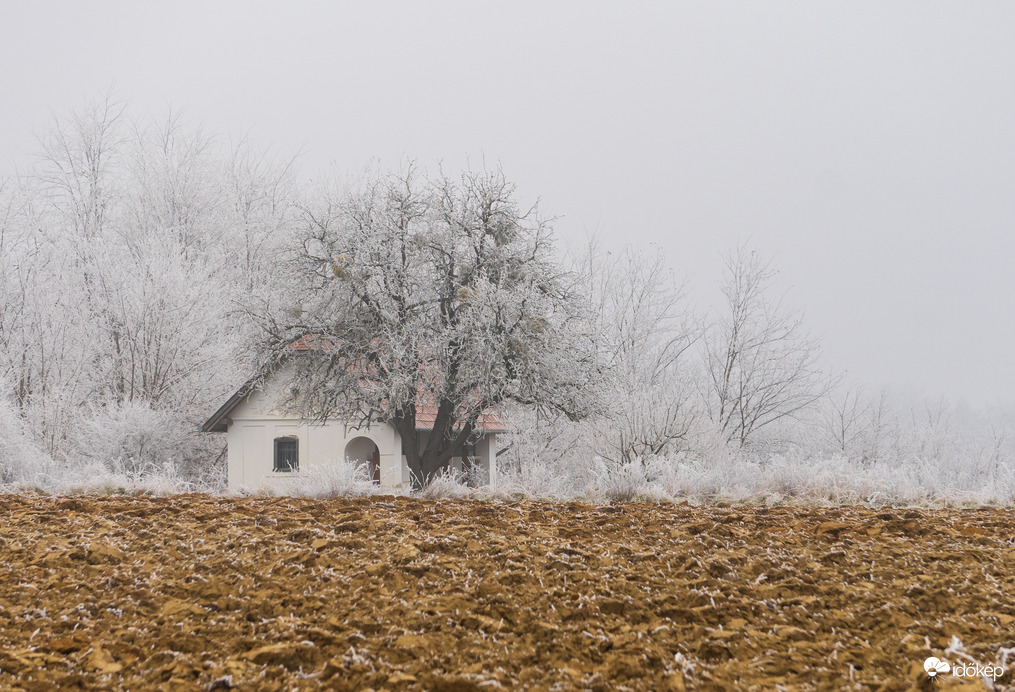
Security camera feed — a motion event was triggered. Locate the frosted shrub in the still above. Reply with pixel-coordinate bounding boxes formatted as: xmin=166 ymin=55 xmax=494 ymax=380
xmin=419 ymin=467 xmax=475 ymax=500
xmin=497 ymin=453 xmax=597 ymax=499
xmin=491 ymin=442 xmax=1015 ymax=506
xmin=75 ymin=401 xmax=196 ymax=478
xmin=288 ymin=462 xmax=385 ymax=498
xmin=0 ymin=391 xmax=57 ymax=488
xmin=583 ymin=458 xmax=652 ymax=502
xmin=53 ymin=461 xmax=193 ymax=495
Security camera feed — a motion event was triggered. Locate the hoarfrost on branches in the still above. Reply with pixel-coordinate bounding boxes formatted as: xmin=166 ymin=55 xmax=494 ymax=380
xmin=0 ymin=96 xmax=297 ymax=489
xmin=261 ymin=167 xmax=604 ymax=485
xmin=0 ymin=95 xmax=1012 ymax=503
xmin=702 ymin=245 xmax=836 ymax=447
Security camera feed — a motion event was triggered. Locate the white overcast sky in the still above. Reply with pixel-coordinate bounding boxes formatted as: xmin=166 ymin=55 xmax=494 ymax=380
xmin=2 ymin=2 xmax=1014 ymax=404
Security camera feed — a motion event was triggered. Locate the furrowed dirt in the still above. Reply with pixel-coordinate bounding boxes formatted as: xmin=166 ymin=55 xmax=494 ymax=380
xmin=0 ymin=496 xmax=1012 ymax=690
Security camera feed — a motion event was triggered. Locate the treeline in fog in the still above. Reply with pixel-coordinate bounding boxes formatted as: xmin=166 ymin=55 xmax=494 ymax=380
xmin=1 ymin=98 xmax=1012 ymax=503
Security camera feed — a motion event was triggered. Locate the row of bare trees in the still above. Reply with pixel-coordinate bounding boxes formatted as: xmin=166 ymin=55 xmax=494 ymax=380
xmin=564 ymin=240 xmax=838 ymax=469
xmin=0 ymin=96 xmax=297 ymax=484
xmin=510 ymin=240 xmax=1013 ymax=480
xmin=2 ymin=96 xmax=1010 ymax=488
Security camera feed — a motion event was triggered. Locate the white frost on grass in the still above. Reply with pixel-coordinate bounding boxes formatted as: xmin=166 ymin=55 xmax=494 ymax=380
xmin=2 ymin=448 xmax=1014 ymax=505
xmin=418 ymin=468 xmax=477 ymax=500
xmin=286 ymin=462 xmax=390 ymax=499
xmin=494 ymin=448 xmax=1015 ymax=506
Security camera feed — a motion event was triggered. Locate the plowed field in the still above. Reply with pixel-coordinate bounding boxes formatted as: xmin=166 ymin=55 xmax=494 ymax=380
xmin=0 ymin=495 xmax=1012 ymax=690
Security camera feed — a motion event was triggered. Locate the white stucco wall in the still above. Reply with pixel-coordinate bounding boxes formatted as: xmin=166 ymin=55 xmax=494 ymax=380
xmin=225 ymin=386 xmax=404 ymax=490
xmin=220 ymin=371 xmax=500 ymax=491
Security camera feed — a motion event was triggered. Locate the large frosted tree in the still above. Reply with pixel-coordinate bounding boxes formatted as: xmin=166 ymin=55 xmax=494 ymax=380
xmin=262 ymin=168 xmax=602 ymax=484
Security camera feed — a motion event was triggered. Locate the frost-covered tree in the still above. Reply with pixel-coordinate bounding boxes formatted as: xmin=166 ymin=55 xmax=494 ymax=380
xmin=818 ymin=384 xmax=892 ymax=464
xmin=578 ymin=239 xmax=699 ymax=463
xmin=0 ymin=95 xmax=297 ymax=486
xmin=263 ymin=168 xmax=603 ymax=484
xmin=703 ymin=245 xmax=835 ymax=447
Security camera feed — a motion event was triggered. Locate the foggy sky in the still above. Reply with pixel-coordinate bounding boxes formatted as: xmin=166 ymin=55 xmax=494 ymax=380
xmin=2 ymin=2 xmax=1014 ymax=404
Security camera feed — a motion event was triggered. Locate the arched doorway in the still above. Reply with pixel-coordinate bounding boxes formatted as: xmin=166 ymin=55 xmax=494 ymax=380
xmin=345 ymin=436 xmax=381 ymax=484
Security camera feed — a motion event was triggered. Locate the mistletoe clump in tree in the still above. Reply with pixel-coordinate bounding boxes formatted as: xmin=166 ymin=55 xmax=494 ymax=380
xmin=264 ymin=167 xmax=602 ymax=485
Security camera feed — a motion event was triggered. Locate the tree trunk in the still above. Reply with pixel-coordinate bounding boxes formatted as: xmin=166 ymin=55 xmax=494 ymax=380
xmin=393 ymin=409 xmax=475 ymax=489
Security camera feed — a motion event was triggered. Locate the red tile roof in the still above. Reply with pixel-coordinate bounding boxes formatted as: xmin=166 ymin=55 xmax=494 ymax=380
xmin=414 ymin=405 xmax=508 ymax=433
xmin=287 ymin=334 xmax=336 ymax=351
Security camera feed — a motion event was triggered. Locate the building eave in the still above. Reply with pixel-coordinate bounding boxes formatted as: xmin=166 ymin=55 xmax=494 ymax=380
xmin=201 ymin=377 xmax=258 ymax=433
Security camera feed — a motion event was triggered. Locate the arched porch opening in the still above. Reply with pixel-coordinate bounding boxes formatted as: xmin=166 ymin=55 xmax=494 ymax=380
xmin=345 ymin=436 xmax=381 ymax=484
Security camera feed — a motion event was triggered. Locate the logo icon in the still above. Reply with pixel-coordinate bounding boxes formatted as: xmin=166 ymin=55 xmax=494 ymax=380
xmin=924 ymin=657 xmax=950 ymax=677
